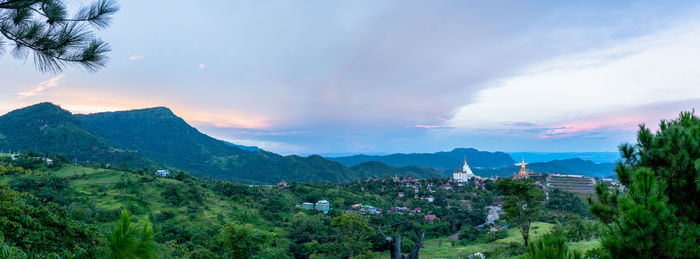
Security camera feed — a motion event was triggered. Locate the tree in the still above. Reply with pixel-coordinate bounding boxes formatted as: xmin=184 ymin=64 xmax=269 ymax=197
xmin=0 ymin=0 xmax=118 ymax=73
xmin=495 ymin=178 xmax=545 ymax=247
xmin=108 ymin=209 xmax=156 ymax=259
xmin=0 ymin=183 xmax=102 ymax=257
xmin=590 ymin=111 xmax=700 ymax=258
xmin=332 ymin=212 xmax=375 ymax=258
xmin=523 ymin=234 xmax=581 ymax=259
xmin=216 ymin=221 xmax=273 ymax=258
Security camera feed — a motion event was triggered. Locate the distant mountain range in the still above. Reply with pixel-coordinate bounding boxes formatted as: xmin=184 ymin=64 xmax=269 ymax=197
xmin=508 ymin=152 xmax=619 ymax=164
xmin=0 ymin=103 xmax=440 ymax=184
xmin=327 ymin=148 xmax=515 ymax=169
xmin=473 ymin=158 xmax=615 ymax=178
xmin=327 ymin=149 xmax=617 ymax=178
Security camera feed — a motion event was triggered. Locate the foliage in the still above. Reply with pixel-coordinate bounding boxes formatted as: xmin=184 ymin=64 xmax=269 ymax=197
xmin=549 ymin=215 xmax=601 ymax=242
xmin=590 ymin=111 xmax=700 ymax=258
xmin=0 ymin=183 xmax=102 ymax=257
xmin=545 ymin=189 xmax=588 ymax=217
xmin=459 ymin=225 xmax=489 ymax=243
xmin=0 ymin=0 xmax=118 ymax=72
xmin=523 ymin=234 xmax=582 ymax=259
xmin=496 ymin=178 xmax=545 ymax=247
xmin=215 ymin=221 xmax=273 ymax=258
xmin=108 ymin=209 xmax=156 ymax=259
xmin=332 ymin=212 xmax=376 ymax=258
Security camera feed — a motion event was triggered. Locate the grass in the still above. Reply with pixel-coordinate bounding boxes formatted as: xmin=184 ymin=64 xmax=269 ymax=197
xmin=418 ymin=222 xmax=600 ymax=259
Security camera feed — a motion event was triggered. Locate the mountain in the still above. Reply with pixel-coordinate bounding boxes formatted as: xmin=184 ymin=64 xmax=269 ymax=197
xmin=473 ymin=158 xmax=615 ymax=178
xmin=0 ymin=102 xmax=153 ymax=167
xmin=350 ymin=161 xmax=445 ymax=179
xmin=327 ymin=148 xmax=515 ymax=169
xmin=508 ymin=152 xmax=619 ymax=164
xmin=0 ymin=103 xmax=439 ymax=184
xmin=224 ymin=141 xmax=264 ymax=152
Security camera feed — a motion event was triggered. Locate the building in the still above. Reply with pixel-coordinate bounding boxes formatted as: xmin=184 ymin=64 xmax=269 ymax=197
xmin=453 ymin=154 xmax=477 ymax=182
xmin=514 ymin=158 xmax=531 ymax=179
xmin=277 ymin=181 xmax=289 ymax=188
xmin=45 ymin=158 xmax=53 ymax=166
xmin=155 ymin=169 xmax=170 ymax=177
xmin=424 ymin=214 xmax=438 ymax=222
xmin=315 ymin=200 xmax=330 ymax=214
xmin=546 ymin=174 xmax=596 ymax=194
xmin=301 ymin=202 xmax=314 ymax=210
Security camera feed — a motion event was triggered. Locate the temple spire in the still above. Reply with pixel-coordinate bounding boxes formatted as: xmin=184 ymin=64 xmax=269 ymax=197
xmin=521 ymin=158 xmax=526 ymax=169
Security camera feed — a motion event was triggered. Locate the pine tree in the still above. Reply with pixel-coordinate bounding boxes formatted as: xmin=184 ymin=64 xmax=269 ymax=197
xmin=590 ymin=111 xmax=700 ymax=258
xmin=0 ymin=0 xmax=118 ymax=73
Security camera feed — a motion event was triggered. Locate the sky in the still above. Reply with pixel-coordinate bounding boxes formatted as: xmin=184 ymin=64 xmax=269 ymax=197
xmin=1 ymin=0 xmax=700 ymax=155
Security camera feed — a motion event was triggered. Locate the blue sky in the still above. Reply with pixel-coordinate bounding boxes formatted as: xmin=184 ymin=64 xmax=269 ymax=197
xmin=2 ymin=0 xmax=700 ymax=155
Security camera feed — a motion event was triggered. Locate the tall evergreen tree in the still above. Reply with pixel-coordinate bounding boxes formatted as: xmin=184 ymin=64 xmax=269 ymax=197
xmin=495 ymin=178 xmax=545 ymax=247
xmin=590 ymin=111 xmax=700 ymax=258
xmin=0 ymin=0 xmax=118 ymax=72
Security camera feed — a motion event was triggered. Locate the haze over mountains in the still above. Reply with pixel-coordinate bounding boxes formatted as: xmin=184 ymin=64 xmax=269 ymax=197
xmin=0 ymin=103 xmax=617 ymax=183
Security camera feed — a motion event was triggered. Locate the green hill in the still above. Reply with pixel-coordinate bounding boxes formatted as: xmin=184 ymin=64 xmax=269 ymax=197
xmin=0 ymin=103 xmax=437 ymax=184
xmin=0 ymin=103 xmax=153 ymax=168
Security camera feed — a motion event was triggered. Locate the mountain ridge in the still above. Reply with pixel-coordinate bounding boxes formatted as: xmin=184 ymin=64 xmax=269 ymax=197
xmin=0 ymin=103 xmax=444 ymax=184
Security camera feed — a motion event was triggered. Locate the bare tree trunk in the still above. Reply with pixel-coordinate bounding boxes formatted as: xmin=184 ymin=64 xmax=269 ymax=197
xmin=407 ymin=233 xmax=425 ymax=259
xmin=392 ymin=234 xmax=402 ymax=259
xmin=387 ymin=232 xmax=425 ymax=259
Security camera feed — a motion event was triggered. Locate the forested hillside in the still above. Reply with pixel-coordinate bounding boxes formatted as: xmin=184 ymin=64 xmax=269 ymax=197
xmin=0 ymin=103 xmax=441 ymax=184
xmin=0 ymin=103 xmax=154 ymax=168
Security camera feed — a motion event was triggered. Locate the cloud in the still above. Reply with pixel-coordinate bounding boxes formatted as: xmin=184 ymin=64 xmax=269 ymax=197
xmin=198 ymin=64 xmax=205 ymax=70
xmin=17 ymin=75 xmax=65 ymax=99
xmin=414 ymin=124 xmax=455 ymax=129
xmin=448 ymin=20 xmax=700 ymax=136
xmin=128 ymin=55 xmax=144 ymax=60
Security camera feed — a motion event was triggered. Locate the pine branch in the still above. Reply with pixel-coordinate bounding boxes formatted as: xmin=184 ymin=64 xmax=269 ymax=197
xmin=0 ymin=0 xmax=117 ymax=73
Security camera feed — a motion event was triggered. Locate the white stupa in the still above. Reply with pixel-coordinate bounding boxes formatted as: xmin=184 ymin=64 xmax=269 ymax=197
xmin=453 ymin=154 xmax=476 ymax=182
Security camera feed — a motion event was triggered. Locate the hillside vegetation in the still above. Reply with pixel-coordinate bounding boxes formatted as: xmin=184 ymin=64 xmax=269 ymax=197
xmin=0 ymin=103 xmax=439 ymax=184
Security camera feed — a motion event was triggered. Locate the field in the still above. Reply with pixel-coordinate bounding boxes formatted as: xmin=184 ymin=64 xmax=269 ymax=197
xmin=417 ymin=222 xmax=599 ymax=259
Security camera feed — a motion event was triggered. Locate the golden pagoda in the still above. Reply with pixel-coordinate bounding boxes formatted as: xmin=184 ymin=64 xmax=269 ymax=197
xmin=514 ymin=158 xmax=531 ymax=179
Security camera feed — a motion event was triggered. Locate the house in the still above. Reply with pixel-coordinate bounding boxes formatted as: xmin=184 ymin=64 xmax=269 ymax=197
xmin=352 ymin=204 xmax=363 ymax=209
xmin=315 ymin=200 xmax=330 ymax=214
xmin=277 ymin=181 xmax=289 ymax=188
xmin=412 ymin=207 xmax=422 ymax=213
xmin=397 ymin=192 xmax=405 ymax=198
xmin=45 ymin=158 xmax=53 ymax=166
xmin=10 ymin=154 xmax=18 ymax=161
xmin=425 ymin=196 xmax=435 ymax=203
xmin=424 ymin=214 xmax=438 ymax=222
xmin=155 ymin=169 xmax=170 ymax=177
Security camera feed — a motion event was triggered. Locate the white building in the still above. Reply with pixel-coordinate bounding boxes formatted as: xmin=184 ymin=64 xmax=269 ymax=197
xmin=315 ymin=200 xmax=330 ymax=214
xmin=453 ymin=155 xmax=476 ymax=182
xmin=155 ymin=169 xmax=170 ymax=177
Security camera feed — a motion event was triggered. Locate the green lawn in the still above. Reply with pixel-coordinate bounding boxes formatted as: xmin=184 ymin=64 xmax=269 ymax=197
xmin=418 ymin=222 xmax=599 ymax=259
